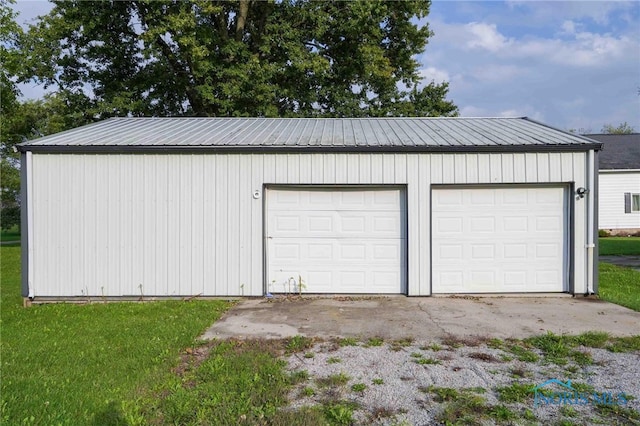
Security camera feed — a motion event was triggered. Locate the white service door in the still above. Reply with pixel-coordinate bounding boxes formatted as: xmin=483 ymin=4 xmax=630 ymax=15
xmin=267 ymin=188 xmax=406 ymax=294
xmin=432 ymin=186 xmax=567 ymax=293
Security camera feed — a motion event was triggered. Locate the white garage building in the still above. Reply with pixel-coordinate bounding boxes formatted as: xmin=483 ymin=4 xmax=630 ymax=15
xmin=18 ymin=117 xmax=601 ymax=299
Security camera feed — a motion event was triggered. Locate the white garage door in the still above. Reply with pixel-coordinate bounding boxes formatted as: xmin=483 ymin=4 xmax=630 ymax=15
xmin=432 ymin=186 xmax=567 ymax=293
xmin=267 ymin=187 xmax=406 ymax=294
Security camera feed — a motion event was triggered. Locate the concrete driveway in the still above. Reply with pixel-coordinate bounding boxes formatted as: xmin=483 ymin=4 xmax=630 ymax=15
xmin=201 ymin=296 xmax=640 ymax=341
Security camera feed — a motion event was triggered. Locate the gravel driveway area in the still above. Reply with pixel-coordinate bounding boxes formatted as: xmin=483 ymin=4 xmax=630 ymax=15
xmin=284 ymin=336 xmax=640 ymax=425
xmin=203 ymin=297 xmax=640 ymax=423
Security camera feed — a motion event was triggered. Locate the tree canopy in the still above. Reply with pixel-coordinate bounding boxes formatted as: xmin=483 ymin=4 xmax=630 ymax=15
xmin=2 ymin=0 xmax=458 ymax=229
xmin=18 ymin=0 xmax=457 ymax=119
xmin=601 ymin=122 xmax=635 ymax=135
xmin=0 ymin=0 xmax=22 ymax=117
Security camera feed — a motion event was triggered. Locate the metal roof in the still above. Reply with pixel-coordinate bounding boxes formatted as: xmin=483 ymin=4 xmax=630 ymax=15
xmin=18 ymin=117 xmax=602 ymax=153
xmin=585 ymin=134 xmax=640 ymax=170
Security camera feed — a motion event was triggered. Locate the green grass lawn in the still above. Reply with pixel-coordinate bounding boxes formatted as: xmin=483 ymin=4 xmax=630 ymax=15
xmin=599 ymin=237 xmax=640 ymax=256
xmin=599 ymin=262 xmax=640 ymax=312
xmin=0 ymin=225 xmax=20 ymax=243
xmin=596 ymin=237 xmax=640 ymax=311
xmin=0 ymin=246 xmax=232 ymax=425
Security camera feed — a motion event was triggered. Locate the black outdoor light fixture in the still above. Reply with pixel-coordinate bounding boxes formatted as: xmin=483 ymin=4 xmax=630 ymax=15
xmin=576 ymin=187 xmax=589 ymax=199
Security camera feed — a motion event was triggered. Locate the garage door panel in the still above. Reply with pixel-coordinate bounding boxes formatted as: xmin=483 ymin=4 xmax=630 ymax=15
xmin=268 ymin=211 xmax=403 ymax=238
xmin=536 ymin=216 xmax=561 ymax=232
xmin=470 ymin=217 xmax=495 ymax=232
xmin=270 ymin=189 xmax=402 ymax=211
xmin=268 ymin=188 xmax=406 ymax=294
xmin=308 ymin=243 xmax=333 ymax=260
xmin=268 ymin=266 xmax=401 ymax=293
xmin=270 ymin=238 xmax=402 ymax=264
xmin=432 ymin=186 xmax=566 ymax=293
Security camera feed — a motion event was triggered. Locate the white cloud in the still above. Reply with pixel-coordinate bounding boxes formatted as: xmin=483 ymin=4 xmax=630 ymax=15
xmin=497 ymin=108 xmax=545 ymax=122
xmin=497 ymin=109 xmax=521 ymax=117
xmin=454 ymin=20 xmax=634 ymax=67
xmin=505 ymin=1 xmax=635 ymax=26
xmin=465 ymin=22 xmax=513 ymax=52
xmin=421 ymin=2 xmax=639 ymax=132
xmin=419 ymin=66 xmax=450 ymax=83
xmin=471 ymin=64 xmax=523 ymax=82
xmin=459 ymin=105 xmax=488 ymax=117
xmin=560 ymin=20 xmax=577 ymax=35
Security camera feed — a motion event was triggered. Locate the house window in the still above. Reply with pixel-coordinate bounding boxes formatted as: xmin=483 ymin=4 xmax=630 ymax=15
xmin=625 ymin=193 xmax=640 ymax=213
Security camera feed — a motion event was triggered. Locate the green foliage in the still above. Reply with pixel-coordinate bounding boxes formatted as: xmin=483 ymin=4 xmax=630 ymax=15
xmin=486 ymin=338 xmax=503 ymax=349
xmin=569 ymin=382 xmax=595 ymax=393
xmin=390 ymin=337 xmax=414 ymax=351
xmin=522 ymin=331 xmax=639 ymax=365
xmin=594 ymin=403 xmax=640 ymax=423
xmin=0 ymin=247 xmax=231 ymax=425
xmin=568 ymin=350 xmax=593 ymax=366
xmin=423 ymin=342 xmax=443 ymax=351
xmin=559 ymin=405 xmax=579 ymax=418
xmin=525 ymin=332 xmax=572 ymax=365
xmin=286 ymin=335 xmax=313 ymax=353
xmin=351 ymin=383 xmax=367 ymax=393
xmin=495 ymin=383 xmax=535 ymax=403
xmin=414 ymin=357 xmax=441 ymax=365
xmin=436 ymin=394 xmax=488 ymax=425
xmin=0 ymin=204 xmax=19 ymax=231
xmin=0 ymin=0 xmax=22 ymax=116
xmin=323 ymin=402 xmax=356 ymax=425
xmin=365 ymin=337 xmax=384 ymax=347
xmin=423 ymin=386 xmax=460 ymax=402
xmin=573 ymin=331 xmax=610 ymax=348
xmin=143 ymin=340 xmax=295 ymax=425
xmin=337 ymin=337 xmax=359 ymax=347
xmin=506 ymin=344 xmax=540 ymax=363
xmin=601 ymin=122 xmax=635 ymax=134
xmin=372 ymin=378 xmax=384 ymax=385
xmin=599 ymin=263 xmax=640 ymax=312
xmin=599 ymin=237 xmax=640 ymax=256
xmin=605 ymin=336 xmax=640 ymax=353
xmin=290 ymin=369 xmax=310 ymax=384
xmin=487 ymin=404 xmax=517 ymax=422
xmin=19 ymin=0 xmax=457 ymax=118
xmin=327 ymin=356 xmax=342 ymax=364
xmin=316 ymin=372 xmax=351 ymax=388
xmin=0 ymin=225 xmax=20 ymax=242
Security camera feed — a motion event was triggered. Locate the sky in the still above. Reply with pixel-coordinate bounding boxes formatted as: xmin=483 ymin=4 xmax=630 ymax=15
xmin=11 ymin=0 xmax=640 ymax=133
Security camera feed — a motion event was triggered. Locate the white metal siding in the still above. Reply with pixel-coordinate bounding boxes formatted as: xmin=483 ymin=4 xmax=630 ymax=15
xmin=599 ymin=172 xmax=640 ymax=229
xmin=432 ymin=187 xmax=567 ymax=293
xmin=29 ymin=152 xmax=590 ymax=297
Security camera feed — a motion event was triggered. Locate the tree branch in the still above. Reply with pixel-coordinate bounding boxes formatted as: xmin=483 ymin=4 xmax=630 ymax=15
xmin=235 ymin=0 xmax=250 ymax=42
xmin=134 ymin=1 xmax=206 ymax=114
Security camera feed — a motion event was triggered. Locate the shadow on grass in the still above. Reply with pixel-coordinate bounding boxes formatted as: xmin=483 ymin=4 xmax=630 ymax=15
xmin=92 ymin=402 xmax=127 ymax=426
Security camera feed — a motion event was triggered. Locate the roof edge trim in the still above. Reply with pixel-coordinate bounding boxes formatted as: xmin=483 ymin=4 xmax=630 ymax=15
xmin=18 ymin=144 xmax=602 ymax=154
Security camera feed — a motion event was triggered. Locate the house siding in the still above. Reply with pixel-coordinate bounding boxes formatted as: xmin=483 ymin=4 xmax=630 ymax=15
xmin=599 ymin=171 xmax=640 ymax=230
xmin=27 ymin=151 xmax=590 ymax=297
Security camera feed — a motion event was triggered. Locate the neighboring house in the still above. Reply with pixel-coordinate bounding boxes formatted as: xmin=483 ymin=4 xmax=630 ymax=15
xmin=18 ymin=117 xmax=601 ymax=300
xmin=586 ymin=134 xmax=640 ymax=236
